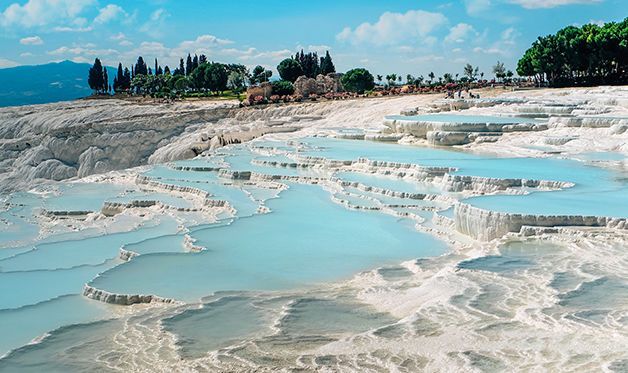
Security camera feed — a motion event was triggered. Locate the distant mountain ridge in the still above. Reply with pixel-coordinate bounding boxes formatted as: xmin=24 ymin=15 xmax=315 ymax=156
xmin=0 ymin=60 xmax=115 ymax=108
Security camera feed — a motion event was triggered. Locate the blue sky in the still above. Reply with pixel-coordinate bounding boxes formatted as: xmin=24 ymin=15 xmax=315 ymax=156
xmin=0 ymin=0 xmax=626 ymax=77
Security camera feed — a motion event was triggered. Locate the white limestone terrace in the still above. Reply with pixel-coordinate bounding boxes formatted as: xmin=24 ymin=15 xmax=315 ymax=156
xmin=2 ymin=86 xmax=627 ymax=194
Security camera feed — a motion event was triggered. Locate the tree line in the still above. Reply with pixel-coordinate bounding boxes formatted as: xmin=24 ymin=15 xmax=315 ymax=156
xmin=88 ymin=47 xmax=518 ymax=99
xmin=517 ymin=18 xmax=628 ymax=87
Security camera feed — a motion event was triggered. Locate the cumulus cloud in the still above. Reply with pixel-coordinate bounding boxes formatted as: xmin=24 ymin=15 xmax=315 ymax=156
xmin=508 ymin=0 xmax=600 ymax=8
xmin=336 ymin=9 xmax=447 ymax=45
xmin=445 ymin=23 xmax=479 ymax=43
xmin=0 ymin=0 xmax=96 ymax=28
xmin=94 ymin=4 xmax=127 ymax=24
xmin=20 ymin=35 xmax=43 ymax=45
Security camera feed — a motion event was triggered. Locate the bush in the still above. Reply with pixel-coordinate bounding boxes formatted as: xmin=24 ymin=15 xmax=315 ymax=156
xmin=271 ymin=80 xmax=295 ymax=96
xmin=341 ymin=68 xmax=375 ymax=94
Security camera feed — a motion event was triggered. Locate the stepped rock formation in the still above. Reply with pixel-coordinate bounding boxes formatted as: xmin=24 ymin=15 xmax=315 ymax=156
xmin=0 ymin=99 xmax=237 ymax=192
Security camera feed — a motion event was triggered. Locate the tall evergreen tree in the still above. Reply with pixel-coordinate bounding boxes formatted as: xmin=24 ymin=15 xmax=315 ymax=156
xmin=199 ymin=54 xmax=207 ymax=65
xmin=135 ymin=56 xmax=148 ymax=76
xmin=88 ymin=58 xmax=105 ymax=93
xmin=192 ymin=55 xmax=199 ymax=72
xmin=319 ymin=51 xmax=335 ymax=75
xmin=114 ymin=62 xmax=124 ymax=92
xmin=164 ymin=66 xmax=171 ymax=75
xmin=154 ymin=58 xmax=161 ymax=75
xmin=179 ymin=58 xmax=185 ymax=76
xmin=123 ymin=67 xmax=131 ymax=90
xmin=293 ymin=50 xmax=320 ymax=78
xmin=103 ymin=68 xmax=109 ymax=93
xmin=186 ymin=54 xmax=193 ymax=75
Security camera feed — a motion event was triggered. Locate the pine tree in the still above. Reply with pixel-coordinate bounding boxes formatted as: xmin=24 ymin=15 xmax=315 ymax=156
xmin=179 ymin=58 xmax=185 ymax=76
xmin=199 ymin=54 xmax=207 ymax=65
xmin=154 ymin=58 xmax=160 ymax=75
xmin=294 ymin=50 xmax=320 ymax=78
xmin=319 ymin=51 xmax=335 ymax=75
xmin=192 ymin=55 xmax=199 ymax=72
xmin=135 ymin=56 xmax=148 ymax=76
xmin=114 ymin=63 xmax=124 ymax=92
xmin=164 ymin=66 xmax=171 ymax=75
xmin=123 ymin=67 xmax=131 ymax=90
xmin=88 ymin=58 xmax=105 ymax=93
xmin=103 ymin=68 xmax=109 ymax=93
xmin=186 ymin=54 xmax=193 ymax=75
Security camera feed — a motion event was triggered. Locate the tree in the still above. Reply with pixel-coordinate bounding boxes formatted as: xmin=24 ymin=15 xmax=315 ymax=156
xmin=227 ymin=71 xmax=246 ymax=92
xmin=122 ymin=67 xmax=131 ymax=90
xmin=397 ymin=75 xmax=402 ymax=84
xmin=185 ymin=54 xmax=193 ymax=75
xmin=250 ymin=65 xmax=272 ymax=84
xmin=464 ymin=63 xmax=478 ymax=82
xmin=515 ymin=19 xmax=628 ymax=86
xmin=319 ymin=51 xmax=336 ymax=75
xmin=341 ymin=68 xmax=374 ymax=93
xmin=428 ymin=72 xmax=435 ymax=84
xmin=271 ymin=80 xmax=295 ymax=96
xmin=164 ymin=66 xmax=171 ymax=75
xmin=192 ymin=55 xmax=199 ymax=72
xmin=88 ymin=58 xmax=105 ymax=93
xmin=154 ymin=58 xmax=160 ymax=76
xmin=103 ymin=68 xmax=109 ymax=93
xmin=113 ymin=63 xmax=124 ymax=92
xmin=134 ymin=56 xmax=148 ymax=76
xmin=204 ymin=63 xmax=228 ymax=93
xmin=376 ymin=75 xmax=383 ymax=84
xmin=277 ymin=58 xmax=303 ymax=82
xmin=177 ymin=58 xmax=185 ymax=76
xmin=443 ymin=73 xmax=453 ymax=83
xmin=406 ymin=74 xmax=415 ymax=85
xmin=493 ymin=61 xmax=506 ymax=82
xmin=294 ymin=50 xmax=319 ymax=78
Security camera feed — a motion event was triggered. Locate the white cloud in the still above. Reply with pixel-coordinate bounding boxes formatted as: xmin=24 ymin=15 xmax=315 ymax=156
xmin=508 ymin=0 xmax=600 ymax=8
xmin=472 ymin=26 xmax=520 ymax=56
xmin=177 ymin=34 xmax=233 ymax=52
xmin=110 ymin=32 xmax=126 ymax=41
xmin=94 ymin=4 xmax=126 ymax=24
xmin=20 ymin=52 xmax=34 ymax=57
xmin=464 ymin=0 xmax=492 ymax=16
xmin=20 ymin=35 xmax=43 ymax=45
xmin=306 ymin=44 xmax=332 ymax=52
xmin=140 ymin=8 xmax=169 ymax=34
xmin=48 ymin=45 xmax=119 ymax=57
xmin=589 ymin=19 xmax=605 ymax=26
xmin=0 ymin=58 xmax=19 ymax=68
xmin=445 ymin=23 xmax=478 ymax=43
xmin=409 ymin=54 xmax=445 ymax=63
xmin=336 ymin=9 xmax=447 ymax=45
xmin=0 ymin=0 xmax=96 ymax=28
xmin=53 ymin=25 xmax=93 ymax=32
xmin=221 ymin=47 xmax=292 ymax=63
